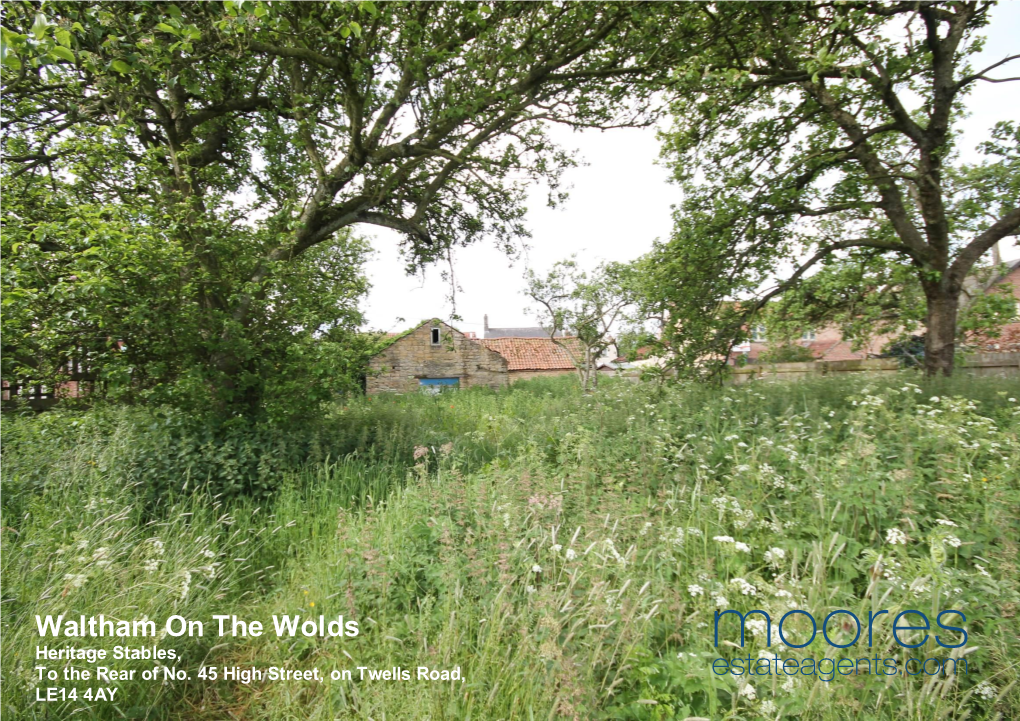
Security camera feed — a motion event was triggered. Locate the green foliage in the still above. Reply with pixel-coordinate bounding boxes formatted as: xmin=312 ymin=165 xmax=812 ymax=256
xmin=763 ymin=251 xmax=926 ymax=349
xmin=3 ymin=376 xmax=1019 ymax=718
xmin=614 ymin=325 xmax=658 ymax=361
xmin=959 ymin=274 xmax=1020 ymax=341
xmin=2 ymin=1 xmax=689 ymax=414
xmin=526 ymin=257 xmax=638 ymax=390
xmin=757 ymin=343 xmax=816 ymax=364
xmin=637 ymin=3 xmax=1020 ymax=378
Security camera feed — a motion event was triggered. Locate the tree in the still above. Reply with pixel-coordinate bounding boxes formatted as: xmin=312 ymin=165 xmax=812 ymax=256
xmin=2 ymin=1 xmax=687 ymax=412
xmin=526 ymin=258 xmax=635 ymax=391
xmin=611 ymin=323 xmax=658 ymax=361
xmin=646 ymin=1 xmax=1020 ymax=377
xmin=761 ymin=250 xmax=1017 ymax=356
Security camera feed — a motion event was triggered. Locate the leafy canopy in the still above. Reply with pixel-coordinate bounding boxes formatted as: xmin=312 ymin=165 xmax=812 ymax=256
xmin=638 ymin=1 xmax=1019 ymax=377
xmin=2 ymin=1 xmax=691 ymax=413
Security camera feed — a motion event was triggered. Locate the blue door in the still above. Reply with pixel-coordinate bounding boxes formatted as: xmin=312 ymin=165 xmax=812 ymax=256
xmin=419 ymin=378 xmax=460 ymax=394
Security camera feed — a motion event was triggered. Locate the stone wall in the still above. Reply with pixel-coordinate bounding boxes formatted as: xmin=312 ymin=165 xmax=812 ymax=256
xmin=367 ymin=321 xmax=508 ymax=395
xmin=729 ymin=352 xmax=1020 ymax=384
xmin=507 ymin=369 xmax=577 ymax=383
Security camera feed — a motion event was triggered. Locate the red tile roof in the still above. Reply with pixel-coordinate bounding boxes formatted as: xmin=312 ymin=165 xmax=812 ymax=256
xmin=480 ymin=337 xmax=582 ymax=371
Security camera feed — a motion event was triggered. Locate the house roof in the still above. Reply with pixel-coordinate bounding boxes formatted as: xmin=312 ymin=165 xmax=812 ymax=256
xmin=484 ymin=326 xmax=562 ymax=339
xmin=480 ymin=337 xmax=581 ymax=371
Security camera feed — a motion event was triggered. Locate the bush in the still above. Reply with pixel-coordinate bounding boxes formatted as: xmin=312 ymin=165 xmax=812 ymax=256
xmin=757 ymin=342 xmax=817 ymax=364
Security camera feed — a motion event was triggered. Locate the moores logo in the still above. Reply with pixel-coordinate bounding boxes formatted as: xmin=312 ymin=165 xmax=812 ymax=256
xmin=714 ymin=608 xmax=967 ymax=650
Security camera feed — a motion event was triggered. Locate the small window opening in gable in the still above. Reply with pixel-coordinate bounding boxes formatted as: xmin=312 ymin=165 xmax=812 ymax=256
xmin=431 ymin=327 xmax=441 ymax=345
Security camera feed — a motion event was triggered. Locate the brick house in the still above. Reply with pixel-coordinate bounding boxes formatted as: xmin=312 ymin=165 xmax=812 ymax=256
xmin=739 ymin=324 xmax=894 ymax=364
xmin=964 ymin=258 xmax=1020 ymax=352
xmin=366 ymin=319 xmax=582 ymax=394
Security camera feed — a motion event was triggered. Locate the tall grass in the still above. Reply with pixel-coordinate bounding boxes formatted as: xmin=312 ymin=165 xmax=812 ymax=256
xmin=2 ymin=374 xmax=1018 ymax=719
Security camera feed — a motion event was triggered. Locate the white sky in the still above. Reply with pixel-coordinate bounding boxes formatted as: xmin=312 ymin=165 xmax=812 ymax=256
xmin=361 ymin=5 xmax=1020 ymax=333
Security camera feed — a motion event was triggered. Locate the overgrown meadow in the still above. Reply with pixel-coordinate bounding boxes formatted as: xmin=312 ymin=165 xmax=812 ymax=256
xmin=2 ymin=375 xmax=1019 ymax=720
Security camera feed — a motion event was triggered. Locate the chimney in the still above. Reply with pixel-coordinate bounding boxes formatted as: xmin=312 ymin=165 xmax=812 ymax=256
xmin=483 ymin=314 xmax=489 ymax=335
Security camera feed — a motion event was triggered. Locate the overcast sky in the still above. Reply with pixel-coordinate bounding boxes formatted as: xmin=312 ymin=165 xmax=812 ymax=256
xmin=361 ymin=5 xmax=1020 ymax=334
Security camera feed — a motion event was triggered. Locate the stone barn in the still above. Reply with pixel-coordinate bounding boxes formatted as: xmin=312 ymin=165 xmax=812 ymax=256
xmin=480 ymin=336 xmax=583 ymax=383
xmin=366 ymin=320 xmax=584 ymax=394
xmin=367 ymin=320 xmax=509 ymax=395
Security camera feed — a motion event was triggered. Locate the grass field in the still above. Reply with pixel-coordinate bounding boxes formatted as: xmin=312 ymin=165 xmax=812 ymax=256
xmin=2 ymin=375 xmax=1019 ymax=720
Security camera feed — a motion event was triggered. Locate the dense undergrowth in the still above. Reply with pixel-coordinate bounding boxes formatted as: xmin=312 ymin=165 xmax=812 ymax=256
xmin=2 ymin=375 xmax=1019 ymax=719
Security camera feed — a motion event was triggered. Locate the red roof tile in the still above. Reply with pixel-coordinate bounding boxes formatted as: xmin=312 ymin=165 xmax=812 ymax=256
xmin=480 ymin=337 xmax=582 ymax=371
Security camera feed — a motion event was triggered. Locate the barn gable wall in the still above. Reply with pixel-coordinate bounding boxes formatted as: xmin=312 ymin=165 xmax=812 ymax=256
xmin=367 ymin=322 xmax=508 ymax=394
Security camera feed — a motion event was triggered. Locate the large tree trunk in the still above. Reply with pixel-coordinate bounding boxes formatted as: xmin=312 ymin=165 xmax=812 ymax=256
xmin=923 ymin=288 xmax=960 ymax=378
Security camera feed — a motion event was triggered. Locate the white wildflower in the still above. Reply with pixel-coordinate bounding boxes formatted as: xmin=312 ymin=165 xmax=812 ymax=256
xmin=730 ymin=577 xmax=757 ymax=596
xmin=179 ymin=571 xmax=192 ymax=600
xmin=64 ymin=574 xmax=88 ymax=589
xmin=550 ymin=544 xmax=562 ymax=554
xmin=525 ymin=585 xmax=536 ymax=594
xmin=733 ymin=509 xmax=755 ymax=529
xmin=764 ymin=547 xmax=786 ymax=566
xmin=760 ymin=699 xmax=777 ymax=715
xmin=711 ymin=593 xmax=728 ymax=608
xmin=935 ymin=519 xmax=958 ymax=527
xmin=713 ymin=535 xmax=735 ymax=544
xmin=945 ymin=535 xmax=962 ymax=548
xmin=565 ymin=548 xmax=577 ymax=561
xmin=734 ymin=541 xmax=752 ymax=553
xmin=974 ymin=680 xmax=996 ymax=700
xmin=532 ymin=564 xmax=542 ymax=574
xmin=687 ymin=584 xmax=705 ymax=597
xmin=603 ymin=539 xmax=627 ymax=566
xmin=739 ymin=683 xmax=757 ymax=701
xmin=746 ymin=618 xmax=769 ymax=642
xmin=885 ymin=528 xmax=908 ymax=545
xmin=663 ymin=527 xmax=686 ymax=548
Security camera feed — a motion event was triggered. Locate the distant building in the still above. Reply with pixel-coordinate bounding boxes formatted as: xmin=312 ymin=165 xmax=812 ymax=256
xmin=731 ymin=257 xmax=1020 ymax=363
xmin=964 ymin=258 xmax=1020 ymax=352
xmin=483 ymin=314 xmax=561 ymax=339
xmin=366 ymin=319 xmax=580 ymax=394
xmin=737 ymin=324 xmax=892 ymax=364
